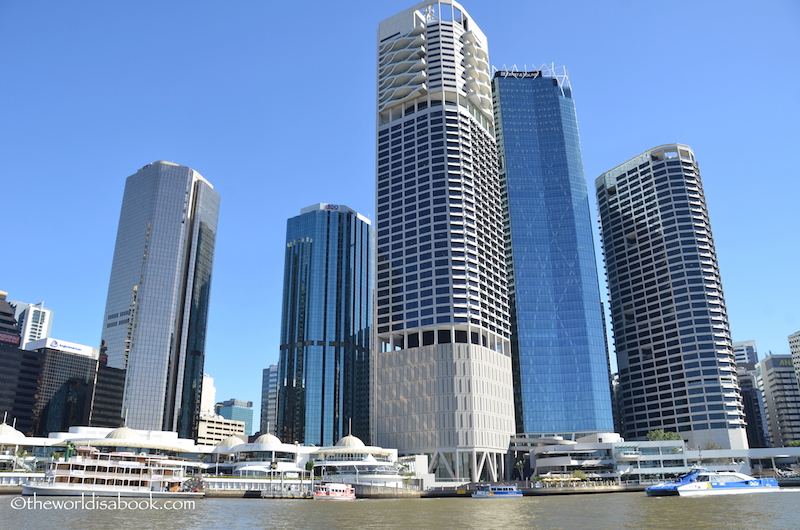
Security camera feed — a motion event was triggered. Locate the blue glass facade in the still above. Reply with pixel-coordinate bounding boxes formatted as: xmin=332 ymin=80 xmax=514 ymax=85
xmin=277 ymin=204 xmax=373 ymax=446
xmin=493 ymin=70 xmax=613 ymax=434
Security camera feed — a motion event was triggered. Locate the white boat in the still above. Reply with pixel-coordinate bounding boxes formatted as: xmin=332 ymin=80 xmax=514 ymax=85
xmin=646 ymin=468 xmax=780 ymax=497
xmin=22 ymin=446 xmax=204 ymax=498
xmin=312 ymin=482 xmax=356 ymax=500
xmin=471 ymin=484 xmax=523 ymax=498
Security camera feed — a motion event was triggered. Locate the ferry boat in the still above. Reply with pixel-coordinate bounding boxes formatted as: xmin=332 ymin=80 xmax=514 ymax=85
xmin=22 ymin=446 xmax=204 ymax=498
xmin=471 ymin=484 xmax=523 ymax=498
xmin=312 ymin=482 xmax=356 ymax=500
xmin=646 ymin=468 xmax=779 ymax=497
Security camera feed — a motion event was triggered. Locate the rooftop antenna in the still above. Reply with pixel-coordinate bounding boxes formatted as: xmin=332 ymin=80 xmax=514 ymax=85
xmin=2 ymin=411 xmax=7 ymax=424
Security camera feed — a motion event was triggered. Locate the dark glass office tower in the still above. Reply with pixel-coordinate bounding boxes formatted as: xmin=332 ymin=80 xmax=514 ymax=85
xmin=493 ymin=68 xmax=614 ymax=435
xmin=100 ymin=161 xmax=219 ymax=439
xmin=276 ymin=204 xmax=373 ymax=446
xmin=596 ymin=144 xmax=747 ymax=449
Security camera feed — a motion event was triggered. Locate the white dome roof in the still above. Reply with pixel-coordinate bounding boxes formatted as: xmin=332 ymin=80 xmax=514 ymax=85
xmin=335 ymin=434 xmax=365 ymax=448
xmin=105 ymin=426 xmax=143 ymax=439
xmin=253 ymin=433 xmax=281 ymax=444
xmin=217 ymin=435 xmax=246 ymax=447
xmin=0 ymin=423 xmax=25 ymax=438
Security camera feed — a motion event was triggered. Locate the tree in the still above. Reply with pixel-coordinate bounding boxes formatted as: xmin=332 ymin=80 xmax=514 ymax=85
xmin=571 ymin=470 xmax=587 ymax=481
xmin=645 ymin=429 xmax=682 ymax=441
xmin=789 ymin=441 xmax=800 ymax=447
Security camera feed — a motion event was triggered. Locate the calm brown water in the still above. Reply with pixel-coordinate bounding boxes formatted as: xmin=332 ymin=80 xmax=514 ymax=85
xmin=3 ymin=491 xmax=799 ymax=530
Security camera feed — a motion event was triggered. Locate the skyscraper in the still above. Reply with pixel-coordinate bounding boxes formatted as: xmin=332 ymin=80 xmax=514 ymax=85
xmin=596 ymin=144 xmax=748 ymax=449
xmin=100 ymin=161 xmax=219 ymax=439
xmin=261 ymin=364 xmax=278 ymax=435
xmin=374 ymin=1 xmax=515 ymax=482
xmin=492 ymin=67 xmax=613 ymax=435
xmin=756 ymin=355 xmax=800 ymax=447
xmin=276 ymin=203 xmax=373 ymax=446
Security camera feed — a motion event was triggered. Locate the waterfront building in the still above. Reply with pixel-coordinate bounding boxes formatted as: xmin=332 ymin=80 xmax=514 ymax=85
xmin=216 ymin=399 xmax=254 ymax=436
xmin=0 ymin=291 xmax=21 ymax=346
xmin=276 ymin=203 xmax=373 ymax=447
xmin=790 ymin=330 xmax=800 ymax=386
xmin=492 ymin=67 xmax=613 ymax=436
xmin=756 ymin=354 xmax=800 ymax=447
xmin=596 ymin=144 xmax=748 ymax=449
xmin=100 ymin=161 xmax=220 ymax=439
xmin=736 ymin=366 xmax=770 ymax=448
xmin=260 ymin=364 xmax=278 ymax=435
xmin=733 ymin=340 xmax=758 ymax=365
xmin=8 ymin=301 xmax=53 ymax=348
xmin=374 ymin=1 xmax=515 ymax=482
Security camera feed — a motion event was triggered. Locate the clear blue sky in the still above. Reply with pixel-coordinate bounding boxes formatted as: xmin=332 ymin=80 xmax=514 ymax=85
xmin=2 ymin=1 xmax=798 ymax=412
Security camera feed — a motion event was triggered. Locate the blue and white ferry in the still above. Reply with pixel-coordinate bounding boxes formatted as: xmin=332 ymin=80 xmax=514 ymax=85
xmin=646 ymin=469 xmax=779 ymax=497
xmin=471 ymin=484 xmax=523 ymax=498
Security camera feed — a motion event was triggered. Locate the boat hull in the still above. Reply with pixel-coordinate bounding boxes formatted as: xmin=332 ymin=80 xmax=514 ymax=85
xmin=22 ymin=483 xmax=204 ymax=498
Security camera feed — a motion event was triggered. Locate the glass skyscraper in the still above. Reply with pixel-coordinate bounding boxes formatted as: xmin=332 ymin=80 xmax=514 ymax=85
xmin=596 ymin=144 xmax=748 ymax=449
xmin=492 ymin=68 xmax=614 ymax=435
xmin=374 ymin=1 xmax=515 ymax=483
xmin=276 ymin=203 xmax=373 ymax=447
xmin=100 ymin=161 xmax=219 ymax=439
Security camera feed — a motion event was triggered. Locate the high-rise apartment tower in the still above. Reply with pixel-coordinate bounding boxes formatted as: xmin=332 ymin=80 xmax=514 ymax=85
xmin=596 ymin=144 xmax=748 ymax=449
xmin=100 ymin=161 xmax=219 ymax=439
xmin=276 ymin=204 xmax=373 ymax=446
xmin=493 ymin=67 xmax=613 ymax=435
xmin=374 ymin=1 xmax=515 ymax=482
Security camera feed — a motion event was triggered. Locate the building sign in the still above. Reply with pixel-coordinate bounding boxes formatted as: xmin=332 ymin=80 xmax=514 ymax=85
xmin=25 ymin=337 xmax=98 ymax=358
xmin=325 ymin=204 xmax=340 ymax=211
xmin=0 ymin=331 xmax=21 ymax=345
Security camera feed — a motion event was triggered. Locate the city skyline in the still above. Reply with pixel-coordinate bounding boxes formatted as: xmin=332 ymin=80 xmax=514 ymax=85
xmin=2 ymin=0 xmax=798 ymax=407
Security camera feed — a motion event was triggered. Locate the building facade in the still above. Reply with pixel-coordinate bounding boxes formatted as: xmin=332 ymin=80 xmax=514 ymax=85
xmin=733 ymin=340 xmax=758 ymax=365
xmin=8 ymin=301 xmax=53 ymax=348
xmin=276 ymin=204 xmax=373 ymax=447
xmin=596 ymin=144 xmax=747 ymax=449
xmin=100 ymin=161 xmax=220 ymax=439
xmin=492 ymin=68 xmax=613 ymax=436
xmin=737 ymin=365 xmax=770 ymax=448
xmin=756 ymin=355 xmax=800 ymax=447
xmin=0 ymin=291 xmax=21 ymax=347
xmin=374 ymin=1 xmax=515 ymax=482
xmin=789 ymin=331 xmax=800 ymax=386
xmin=216 ymin=399 xmax=254 ymax=436
xmin=260 ymin=364 xmax=278 ymax=435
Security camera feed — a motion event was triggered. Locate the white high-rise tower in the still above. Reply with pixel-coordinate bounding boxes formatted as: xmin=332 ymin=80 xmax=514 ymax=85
xmin=374 ymin=1 xmax=514 ymax=482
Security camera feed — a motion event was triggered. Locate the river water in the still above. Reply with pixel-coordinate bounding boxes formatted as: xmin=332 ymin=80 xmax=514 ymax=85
xmin=3 ymin=491 xmax=799 ymax=529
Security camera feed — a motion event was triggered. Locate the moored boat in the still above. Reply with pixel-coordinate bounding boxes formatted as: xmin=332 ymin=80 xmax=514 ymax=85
xmin=22 ymin=446 xmax=204 ymax=498
xmin=312 ymin=482 xmax=356 ymax=500
xmin=471 ymin=484 xmax=523 ymax=498
xmin=646 ymin=468 xmax=779 ymax=497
